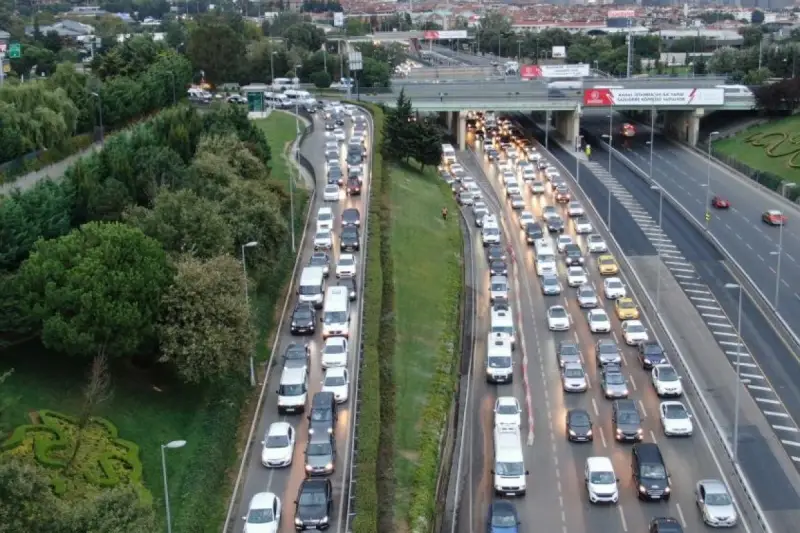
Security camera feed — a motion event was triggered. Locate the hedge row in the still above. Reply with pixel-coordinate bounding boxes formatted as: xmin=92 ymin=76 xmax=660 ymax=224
xmin=407 ymin=179 xmax=464 ymax=533
xmin=350 ymin=101 xmax=386 ymax=533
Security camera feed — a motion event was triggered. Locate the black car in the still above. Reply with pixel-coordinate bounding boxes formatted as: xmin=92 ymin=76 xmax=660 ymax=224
xmin=328 ymin=167 xmax=343 ymax=185
xmin=564 ymin=244 xmax=584 ymax=266
xmin=334 ymin=117 xmax=345 ymax=127
xmin=612 ymin=399 xmax=643 ymax=442
xmin=524 ymin=222 xmax=543 ymax=243
xmin=309 ymin=252 xmax=330 ymax=277
xmin=487 ymin=244 xmax=506 ymax=262
xmin=341 ymin=208 xmax=361 ymax=227
xmin=489 ymin=260 xmax=508 ymax=276
xmin=346 ymin=153 xmax=362 ymax=167
xmin=291 ymin=303 xmax=316 ymax=335
xmin=337 ymin=277 xmax=357 ymax=301
xmin=295 ymin=478 xmax=333 ymax=530
xmin=346 ymin=177 xmax=361 ymax=196
xmin=632 ymin=443 xmax=671 ymax=501
xmin=638 ymin=341 xmax=667 ymax=369
xmin=486 ymin=148 xmax=499 ymax=161
xmin=649 ymin=517 xmax=683 ymax=533
xmin=340 ymin=226 xmax=359 ymax=252
xmin=308 ymin=391 xmax=337 ymax=436
xmin=566 ymin=408 xmax=593 ymax=442
xmin=546 ymin=216 xmax=564 ymax=233
xmin=324 ymin=122 xmax=335 ymax=131
xmin=283 ymin=342 xmax=310 ymax=369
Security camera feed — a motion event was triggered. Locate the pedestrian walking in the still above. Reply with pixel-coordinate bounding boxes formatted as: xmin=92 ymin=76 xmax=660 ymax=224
xmin=442 ymin=207 xmax=448 ymax=221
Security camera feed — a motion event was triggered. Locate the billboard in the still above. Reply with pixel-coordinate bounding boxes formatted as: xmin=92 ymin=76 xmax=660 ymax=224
xmin=552 ymin=46 xmax=566 ymax=58
xmin=423 ymin=30 xmax=468 ymax=40
xmin=608 ymin=9 xmax=636 ymax=18
xmin=520 ymin=63 xmax=590 ymax=80
xmin=583 ymin=88 xmax=725 ymax=107
xmin=333 ymin=12 xmax=344 ymax=27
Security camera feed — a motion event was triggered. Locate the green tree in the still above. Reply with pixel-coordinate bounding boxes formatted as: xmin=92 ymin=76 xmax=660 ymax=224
xmin=382 ymin=90 xmax=415 ymax=162
xmin=359 ymin=57 xmax=390 ymax=88
xmin=282 ymin=22 xmax=326 ymax=51
xmin=345 ymin=18 xmax=369 ymax=36
xmin=0 ymin=458 xmax=59 ymax=533
xmin=412 ymin=119 xmax=443 ymax=170
xmin=312 ymin=70 xmax=332 ymax=88
xmin=752 ymin=10 xmax=765 ymax=24
xmin=187 ymin=14 xmax=246 ymax=84
xmin=60 ymin=486 xmax=157 ymax=533
xmin=196 ymin=132 xmax=267 ymax=181
xmin=16 ymin=222 xmax=173 ymax=359
xmin=740 ymin=26 xmax=764 ymax=49
xmin=158 ymin=254 xmax=254 ymax=383
xmin=94 ymin=35 xmax=163 ymax=79
xmin=124 ymin=188 xmax=233 ymax=258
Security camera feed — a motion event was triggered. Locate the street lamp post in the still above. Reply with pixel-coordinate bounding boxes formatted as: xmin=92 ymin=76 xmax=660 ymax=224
xmin=651 ymin=185 xmax=664 ymax=309
xmin=288 ymin=64 xmax=302 ymax=254
xmin=607 ymin=108 xmax=613 ymax=229
xmin=91 ymin=92 xmax=104 ymax=145
xmin=704 ymin=131 xmax=720 ymax=229
xmin=241 ymin=241 xmax=258 ymax=386
xmin=270 ymin=49 xmax=276 ymax=85
xmin=771 ymin=220 xmax=784 ymax=309
xmin=161 ymin=440 xmax=187 ymax=533
xmin=648 ymin=107 xmax=655 ymax=180
xmin=725 ymin=283 xmax=743 ymax=462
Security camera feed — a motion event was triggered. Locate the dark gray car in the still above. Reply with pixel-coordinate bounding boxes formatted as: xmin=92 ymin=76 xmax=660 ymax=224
xmin=304 ymin=433 xmax=336 ymax=476
xmin=307 ymin=392 xmax=337 ymax=436
xmin=557 ymin=341 xmax=581 ymax=367
xmin=564 ymin=243 xmax=584 ymax=265
xmin=596 ymin=339 xmax=622 ymax=366
xmin=612 ymin=399 xmax=643 ymax=442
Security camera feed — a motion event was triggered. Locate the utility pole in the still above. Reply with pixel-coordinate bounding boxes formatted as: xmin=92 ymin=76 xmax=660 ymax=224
xmin=626 ymin=17 xmax=633 ymax=78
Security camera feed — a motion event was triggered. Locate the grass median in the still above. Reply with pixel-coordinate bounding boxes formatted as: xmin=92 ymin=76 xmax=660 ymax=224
xmin=255 ymin=110 xmax=307 ymax=188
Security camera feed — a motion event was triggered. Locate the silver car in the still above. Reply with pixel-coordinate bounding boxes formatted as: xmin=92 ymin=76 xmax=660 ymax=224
xmin=576 ymin=284 xmax=598 ymax=308
xmin=561 ymin=363 xmax=588 ymax=392
xmin=557 ymin=341 xmax=581 ymax=368
xmin=510 ymin=193 xmax=525 ymax=210
xmin=601 ymin=368 xmax=629 ymax=398
xmin=696 ymin=479 xmax=738 ymax=527
xmin=304 ymin=433 xmax=335 ymax=476
xmin=595 ymin=340 xmax=622 ymax=366
xmin=541 ymin=274 xmax=562 ymax=295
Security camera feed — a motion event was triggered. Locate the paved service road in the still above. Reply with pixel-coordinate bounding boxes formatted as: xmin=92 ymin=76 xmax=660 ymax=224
xmin=230 ymin=109 xmax=372 ymax=533
xmin=453 ymin=129 xmax=754 ymax=533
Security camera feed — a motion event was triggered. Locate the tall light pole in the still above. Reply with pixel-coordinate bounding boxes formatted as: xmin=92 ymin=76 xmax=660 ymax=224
xmin=270 ymin=49 xmax=276 ymax=84
xmin=603 ymin=108 xmax=614 ymax=229
xmin=651 ymin=185 xmax=664 ymax=309
xmin=705 ymin=131 xmax=720 ymax=229
xmin=241 ymin=241 xmax=258 ymax=386
xmin=288 ymin=64 xmax=302 ymax=254
xmin=648 ymin=107 xmax=655 ymax=180
xmin=91 ymin=92 xmax=104 ymax=145
xmin=725 ymin=283 xmax=743 ymax=463
xmin=771 ymin=220 xmax=784 ymax=309
xmin=161 ymin=440 xmax=187 ymax=533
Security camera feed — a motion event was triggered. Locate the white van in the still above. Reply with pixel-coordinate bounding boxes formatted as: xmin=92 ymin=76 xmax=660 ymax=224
xmin=493 ymin=426 xmax=528 ymax=496
xmin=534 ymin=238 xmax=554 ymax=256
xmin=482 ymin=218 xmax=501 ymax=246
xmin=277 ymin=366 xmax=308 ymax=414
xmin=486 ymin=333 xmax=513 ymax=383
xmin=187 ymin=88 xmax=212 ymax=103
xmin=490 ymin=303 xmax=515 ymax=349
xmin=284 ymin=89 xmax=315 ymax=105
xmin=489 ymin=275 xmax=509 ymax=303
xmin=584 ymin=456 xmax=619 ymax=504
xmin=316 ymin=206 xmax=334 ymax=232
xmin=322 ymin=286 xmax=350 ymax=339
xmin=272 ymin=77 xmax=298 ymax=91
xmin=298 ymin=266 xmax=326 ymax=308
xmin=442 ymin=144 xmax=456 ymax=165
xmin=264 ymin=92 xmax=290 ymax=108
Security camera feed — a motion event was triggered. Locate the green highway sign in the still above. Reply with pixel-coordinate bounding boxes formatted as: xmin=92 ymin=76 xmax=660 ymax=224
xmin=9 ymin=43 xmax=21 ymax=59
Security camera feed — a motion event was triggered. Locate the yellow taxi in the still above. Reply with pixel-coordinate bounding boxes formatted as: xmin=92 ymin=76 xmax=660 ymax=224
xmin=597 ymin=255 xmax=619 ymax=276
xmin=615 ymin=298 xmax=640 ymax=320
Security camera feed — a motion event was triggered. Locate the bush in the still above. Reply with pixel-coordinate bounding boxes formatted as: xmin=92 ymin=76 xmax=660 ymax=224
xmin=312 ymin=71 xmax=332 ymax=89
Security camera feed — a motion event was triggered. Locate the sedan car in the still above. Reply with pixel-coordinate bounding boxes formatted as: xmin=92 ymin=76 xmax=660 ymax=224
xmin=261 ymin=422 xmax=295 ymax=468
xmin=244 ymin=492 xmax=281 ymax=533
xmin=621 ymin=319 xmax=648 ymax=345
xmin=529 ymin=180 xmax=546 ymax=194
xmin=341 ymin=208 xmax=361 ymax=227
xmin=294 ymin=479 xmax=332 ymax=531
xmin=652 ymin=364 xmax=683 ymax=397
xmin=546 ymin=216 xmax=565 ymax=233
xmin=290 ymin=303 xmax=316 ymax=335
xmin=597 ymin=255 xmax=619 ymax=275
xmin=313 ymin=230 xmax=333 ymax=250
xmin=563 ymin=244 xmax=584 ymax=266
xmin=614 ymin=298 xmax=639 ymax=320
xmin=567 ymin=201 xmax=584 ymax=217
xmin=595 ymin=340 xmax=622 ymax=366
xmin=487 ymin=244 xmax=506 ymax=262
xmin=541 ymin=274 xmax=562 ymax=296
xmin=574 ymin=217 xmax=593 ymax=234
xmin=332 ymin=128 xmax=346 ymax=141
xmin=473 ymin=202 xmax=488 ymax=226
xmin=587 ymin=309 xmax=612 ymax=333
xmin=566 ymin=266 xmax=588 ymax=287
xmin=282 ymin=342 xmax=310 ymax=369
xmin=321 ymin=367 xmax=349 ymax=403
xmin=518 ymin=211 xmax=535 ymax=229
xmin=638 ymin=341 xmax=667 ymax=369
xmin=509 ymin=193 xmax=525 ymax=210
xmin=335 ymin=254 xmax=357 ymax=278
xmin=487 ymin=501 xmax=520 ymax=533
xmin=547 ymin=305 xmax=571 ymax=331
xmin=304 ymin=432 xmax=336 ymax=476
xmin=524 ymin=222 xmax=544 ymax=243
xmin=494 ymin=396 xmax=522 ymax=429
xmin=556 ymin=235 xmax=574 ymax=253
xmin=603 ymin=277 xmax=626 ymax=300
xmin=562 ymin=362 xmax=588 ymax=392
xmin=321 ymin=336 xmax=348 ymax=368
xmin=555 ymin=187 xmax=571 ymax=203
xmin=695 ymin=480 xmax=738 ymax=527
xmin=566 ymin=408 xmax=593 ymax=442
xmin=601 ymin=366 xmax=629 ymax=399
xmin=660 ymin=401 xmax=693 ymax=436
xmin=489 ymin=260 xmax=508 ymax=276
xmin=711 ymin=196 xmax=730 ymax=209
xmin=763 ymin=209 xmax=787 ymax=226
xmin=587 ymin=234 xmax=608 ymax=253
xmin=323 ymin=184 xmax=339 ymax=202
xmin=542 ymin=205 xmax=558 ymax=221
xmin=557 ymin=341 xmax=581 ymax=367
xmin=576 ymin=285 xmax=598 ymax=308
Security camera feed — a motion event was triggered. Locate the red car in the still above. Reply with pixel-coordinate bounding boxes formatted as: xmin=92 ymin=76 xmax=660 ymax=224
xmin=711 ymin=196 xmax=730 ymax=209
xmin=763 ymin=210 xmax=787 ymax=226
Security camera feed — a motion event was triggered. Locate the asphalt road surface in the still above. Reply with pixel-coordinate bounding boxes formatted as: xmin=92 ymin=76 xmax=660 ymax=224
xmin=577 ymin=113 xmax=800 ymax=465
xmin=230 ymin=108 xmax=372 ymax=533
xmin=453 ymin=134 xmax=752 ymax=533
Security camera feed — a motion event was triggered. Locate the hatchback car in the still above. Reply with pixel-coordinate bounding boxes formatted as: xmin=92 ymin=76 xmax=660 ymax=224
xmin=304 ymin=432 xmax=336 ymax=476
xmin=652 ymin=364 xmax=683 ymax=397
xmin=547 ymin=305 xmax=571 ymax=331
xmin=524 ymin=222 xmax=544 ymax=243
xmin=494 ymin=396 xmax=522 ymax=429
xmin=615 ymin=298 xmax=639 ymax=320
xmin=595 ymin=339 xmax=622 ymax=367
xmin=283 ymin=342 xmax=310 ymax=369
xmin=490 ymin=260 xmax=508 ymax=276
xmin=323 ymin=184 xmax=339 ymax=202
xmin=577 ymin=284 xmax=598 ymax=308
xmin=341 ymin=208 xmax=361 ymax=227
xmin=603 ymin=277 xmax=626 ymax=299
xmin=601 ymin=366 xmax=629 ymax=399
xmin=567 ymin=266 xmax=588 ymax=287
xmin=574 ymin=217 xmax=593 ymax=234
xmin=562 ymin=363 xmax=588 ymax=392
xmin=660 ymin=401 xmax=693 ymax=437
xmin=261 ymin=422 xmax=295 ymax=468
xmin=541 ymin=274 xmax=562 ymax=296
xmin=291 ymin=303 xmax=316 ymax=335
xmin=638 ymin=341 xmax=666 ymax=369
xmin=321 ymin=337 xmax=348 ymax=368
xmin=487 ymin=244 xmax=506 ymax=262
xmin=566 ymin=408 xmax=593 ymax=442
xmin=587 ymin=234 xmax=608 ymax=253
xmin=564 ymin=244 xmax=584 ymax=266
xmin=487 ymin=501 xmax=520 ymax=533
xmin=321 ymin=367 xmax=350 ymax=403
xmin=622 ymin=320 xmax=649 ymax=345
xmin=587 ymin=309 xmax=611 ymax=333
xmin=244 ymin=492 xmax=281 ymax=533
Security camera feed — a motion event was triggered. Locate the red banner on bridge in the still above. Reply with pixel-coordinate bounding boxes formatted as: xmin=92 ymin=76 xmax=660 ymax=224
xmin=583 ymin=88 xmax=725 ymax=106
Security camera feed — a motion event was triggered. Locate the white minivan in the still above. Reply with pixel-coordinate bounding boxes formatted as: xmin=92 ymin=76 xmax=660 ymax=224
xmin=493 ymin=426 xmax=528 ymax=496
xmin=298 ymin=266 xmax=326 ymax=308
xmin=584 ymin=456 xmax=619 ymax=504
xmin=322 ymin=286 xmax=350 ymax=339
xmin=277 ymin=366 xmax=308 ymax=415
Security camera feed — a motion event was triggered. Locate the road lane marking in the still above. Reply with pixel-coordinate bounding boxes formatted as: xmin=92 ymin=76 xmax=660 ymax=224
xmin=740 ymin=373 xmax=764 ymax=380
xmin=691 ymin=296 xmax=717 ymax=302
xmin=650 ymin=429 xmax=658 ymax=443
xmin=629 ymin=375 xmax=637 ymax=391
xmin=592 ymin=397 xmax=599 ymax=416
xmin=639 ymin=399 xmax=647 ymax=417
xmin=673 ymin=274 xmax=696 ymax=279
xmin=765 ymin=411 xmax=790 ymax=418
xmin=599 ymin=426 xmax=607 ymax=448
xmin=676 ymin=503 xmax=687 ymax=528
xmin=618 ymin=506 xmax=628 ymax=532
xmin=773 ymin=425 xmax=799 ymax=432
xmin=713 ymin=331 xmax=738 ymax=337
xmin=680 ymin=282 xmax=706 ymax=287
xmin=702 ymin=313 xmax=727 ymax=319
xmin=756 ymin=397 xmax=781 ymax=405
xmin=782 ymin=440 xmax=800 ymax=447
xmin=685 ymin=289 xmax=711 ymax=294
xmin=707 ymin=322 xmax=733 ymax=328
xmin=748 ymin=385 xmax=772 ymax=391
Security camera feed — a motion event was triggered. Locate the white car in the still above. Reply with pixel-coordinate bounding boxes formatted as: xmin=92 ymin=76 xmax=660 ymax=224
xmin=316 ymin=207 xmax=334 ymax=231
xmin=313 ymin=230 xmax=333 ymax=250
xmin=603 ymin=277 xmax=626 ymax=299
xmin=336 ymin=254 xmax=357 ymax=278
xmin=566 ymin=266 xmax=588 ymax=287
xmin=547 ymin=305 xmax=571 ymax=331
xmin=536 ymin=254 xmax=556 ymax=276
xmin=621 ymin=319 xmax=649 ymax=345
xmin=574 ymin=217 xmax=593 ymax=234
xmin=509 ymin=194 xmax=525 ymax=210
xmin=521 ymin=167 xmax=537 ymax=181
xmin=518 ymin=211 xmax=535 ymax=229
xmin=542 ymin=205 xmax=558 ymax=221
xmin=333 ymin=128 xmax=346 ymax=141
xmin=501 ymin=171 xmax=515 ymax=184
xmin=505 ymin=181 xmax=521 ymax=196
xmin=545 ymin=167 xmax=560 ymax=180
xmin=324 ymin=141 xmax=339 ymax=152
xmin=494 ymin=396 xmax=522 ymax=429
xmin=587 ymin=234 xmax=608 ymax=253
xmin=660 ymin=401 xmax=693 ymax=436
xmin=244 ymin=492 xmax=281 ymax=533
xmin=587 ymin=309 xmax=612 ymax=333
xmin=567 ymin=201 xmax=585 ymax=217
xmin=466 ymin=182 xmax=482 ymax=199
xmin=557 ymin=235 xmax=574 ymax=253
xmin=652 ymin=364 xmax=684 ymax=397
xmin=321 ymin=336 xmax=349 ymax=368
xmin=321 ymin=367 xmax=350 ymax=403
xmin=261 ymin=422 xmax=295 ymax=468
xmin=529 ymin=180 xmax=546 ymax=194
xmin=323 ymin=184 xmax=339 ymax=202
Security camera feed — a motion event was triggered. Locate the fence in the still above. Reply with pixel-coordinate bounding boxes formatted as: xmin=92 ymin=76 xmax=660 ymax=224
xmin=296 ymin=109 xmax=316 ymax=176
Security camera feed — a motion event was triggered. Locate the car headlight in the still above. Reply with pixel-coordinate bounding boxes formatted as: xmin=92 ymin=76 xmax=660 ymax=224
xmin=320 ymin=516 xmax=329 ymax=524
xmin=568 ymin=429 xmax=576 ymax=436
xmin=325 ymin=463 xmax=333 ymax=471
xmin=305 ymin=464 xmax=313 ymax=471
xmin=616 ymin=428 xmax=622 ymax=434
xmin=586 ymin=429 xmax=592 ymax=436
xmin=295 ymin=517 xmax=303 ymax=525
xmin=664 ymin=486 xmax=671 ymax=493
xmin=328 ymin=427 xmax=333 ymax=434
xmin=639 ymin=485 xmax=646 ymax=493
xmin=308 ymin=428 xmax=315 ymax=435
xmin=292 ymin=322 xmax=297 ymax=327
xmin=637 ymin=428 xmax=643 ymax=434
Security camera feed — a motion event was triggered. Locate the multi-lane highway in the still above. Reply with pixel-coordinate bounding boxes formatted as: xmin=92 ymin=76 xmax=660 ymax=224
xmin=225 ymin=107 xmax=372 ymax=533
xmin=452 ymin=128 xmax=756 ymax=533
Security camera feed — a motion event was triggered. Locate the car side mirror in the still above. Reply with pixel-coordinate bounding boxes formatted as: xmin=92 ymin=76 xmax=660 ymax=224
xmin=260 ymin=440 xmax=265 ymax=445
xmin=616 ymin=477 xmax=620 ymax=482
xmin=490 ymin=469 xmax=495 ymax=474
xmin=242 ymin=516 xmax=247 ymax=520
xmin=525 ymin=470 xmax=530 ymax=476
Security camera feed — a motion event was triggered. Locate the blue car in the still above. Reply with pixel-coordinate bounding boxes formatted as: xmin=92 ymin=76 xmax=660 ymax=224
xmin=488 ymin=501 xmax=520 ymax=533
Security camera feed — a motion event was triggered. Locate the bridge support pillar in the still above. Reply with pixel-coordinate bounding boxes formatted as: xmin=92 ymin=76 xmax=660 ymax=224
xmin=552 ymin=109 xmax=581 ymax=149
xmin=662 ymin=109 xmax=702 ymax=147
xmin=457 ymin=111 xmax=466 ymax=151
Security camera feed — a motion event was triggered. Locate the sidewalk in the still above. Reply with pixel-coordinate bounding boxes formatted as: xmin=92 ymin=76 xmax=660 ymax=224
xmin=0 ymin=143 xmax=102 ymax=195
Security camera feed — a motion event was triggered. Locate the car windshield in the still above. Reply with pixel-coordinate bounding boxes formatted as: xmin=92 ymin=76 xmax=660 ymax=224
xmin=247 ymin=509 xmax=274 ymax=523
xmin=310 ymin=256 xmax=327 ymax=266
xmin=565 ymin=368 xmax=584 ymax=378
xmin=308 ymin=442 xmax=332 ymax=455
xmin=496 ymin=461 xmax=525 ymax=476
xmin=570 ymin=412 xmax=590 ymax=426
xmin=492 ymin=326 xmax=513 ymax=336
xmin=343 ymin=212 xmax=359 ymax=222
xmin=599 ymin=343 xmax=618 ymax=354
xmin=643 ymin=343 xmax=663 ymax=355
xmin=659 ymin=367 xmax=679 ymax=381
xmin=316 ymin=231 xmax=330 ymax=239
xmin=540 ymin=255 xmax=555 ymax=264
xmin=299 ymin=490 xmax=327 ymax=506
xmin=342 ymin=229 xmax=357 ymax=239
xmin=579 ymin=289 xmax=594 ymax=298
xmin=550 ymin=308 xmax=567 ymax=318
xmin=491 ymin=512 xmax=517 ymax=527
xmin=569 ymin=269 xmax=583 ymax=276
xmin=592 ymin=312 xmax=608 ymax=321
xmin=324 ymin=312 xmax=348 ymax=325
xmin=325 ymin=375 xmax=346 ymax=387
xmin=339 ymin=258 xmax=355 ymax=267
xmin=619 ymin=300 xmax=635 ymax=309
xmin=628 ymin=324 xmax=645 ymax=333
xmin=665 ymin=405 xmax=687 ymax=419
xmin=606 ymin=372 xmax=625 ymax=385
xmin=311 ymin=408 xmax=331 ymax=422
xmin=325 ymin=186 xmax=338 ymax=192
xmin=491 ymin=282 xmax=506 ymax=292
xmin=294 ymin=309 xmax=312 ymax=321
xmin=618 ymin=411 xmax=639 ymax=424
xmin=488 ymin=356 xmax=512 ymax=368
xmin=265 ymin=435 xmax=289 ymax=448
xmin=640 ymin=464 xmax=667 ymax=479
xmin=279 ymin=384 xmax=304 ymax=396
xmin=484 ymin=228 xmax=500 ymax=236
xmin=590 ymin=472 xmax=615 ymax=484
xmin=299 ymin=286 xmax=321 ymax=296
xmin=567 ymin=248 xmax=580 ymax=256
xmin=560 ymin=344 xmax=578 ymax=355
xmin=324 ymin=343 xmax=345 ymax=355
xmin=706 ymin=492 xmax=732 ymax=506
xmin=496 ymin=404 xmax=518 ymax=415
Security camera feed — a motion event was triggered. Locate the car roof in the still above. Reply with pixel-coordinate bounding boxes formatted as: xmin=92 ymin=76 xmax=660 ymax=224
xmin=489 ymin=500 xmax=516 ymax=514
xmin=325 ymin=336 xmax=347 ymax=346
xmin=267 ymin=421 xmax=292 ymax=436
xmin=325 ymin=366 xmax=346 ymax=378
xmin=699 ymin=479 xmax=728 ymax=493
xmin=301 ymin=478 xmax=330 ymax=491
xmin=586 ymin=456 xmax=614 ymax=470
xmin=615 ymin=398 xmax=637 ymax=410
xmin=249 ymin=491 xmax=277 ymax=509
xmin=308 ymin=431 xmax=332 ymax=444
xmin=280 ymin=365 xmax=306 ymax=383
xmin=563 ymin=362 xmax=583 ymax=371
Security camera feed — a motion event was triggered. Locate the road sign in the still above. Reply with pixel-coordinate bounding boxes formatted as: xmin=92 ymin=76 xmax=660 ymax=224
xmin=9 ymin=43 xmax=21 ymax=59
xmin=348 ymin=51 xmax=362 ymax=71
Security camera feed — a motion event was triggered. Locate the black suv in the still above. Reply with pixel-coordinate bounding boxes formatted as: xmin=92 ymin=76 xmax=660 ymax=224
xmin=524 ymin=222 xmax=543 ymax=243
xmin=308 ymin=391 xmax=337 ymax=436
xmin=283 ymin=342 xmax=310 ymax=369
xmin=638 ymin=342 xmax=667 ymax=369
xmin=632 ymin=443 xmax=671 ymax=501
xmin=291 ymin=303 xmax=316 ymax=335
xmin=341 ymin=208 xmax=361 ymax=227
xmin=564 ymin=243 xmax=584 ymax=266
xmin=346 ymin=177 xmax=361 ymax=196
xmin=612 ymin=399 xmax=643 ymax=442
xmin=340 ymin=226 xmax=359 ymax=252
xmin=295 ymin=478 xmax=333 ymax=530
xmin=649 ymin=517 xmax=683 ymax=533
